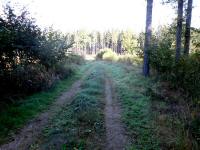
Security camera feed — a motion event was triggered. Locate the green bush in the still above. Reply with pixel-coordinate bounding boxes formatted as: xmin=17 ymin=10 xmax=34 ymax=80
xmin=96 ymin=48 xmax=118 ymax=61
xmin=96 ymin=49 xmax=107 ymax=59
xmin=172 ymin=52 xmax=200 ymax=99
xmin=150 ymin=46 xmax=175 ymax=74
xmin=66 ymin=54 xmax=84 ymax=65
xmin=54 ymin=63 xmax=75 ymax=79
xmin=118 ymin=54 xmax=142 ymax=65
xmin=102 ymin=49 xmax=118 ymax=62
xmin=150 ymin=46 xmax=200 ymax=100
xmin=96 ymin=49 xmax=142 ymax=64
xmin=12 ymin=64 xmax=55 ymax=93
xmin=0 ymin=5 xmax=86 ymax=103
xmin=55 ymin=54 xmax=84 ymax=79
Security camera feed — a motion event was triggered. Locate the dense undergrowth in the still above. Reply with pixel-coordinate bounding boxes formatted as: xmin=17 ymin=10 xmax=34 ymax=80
xmin=0 ymin=5 xmax=84 ymax=104
xmin=149 ymin=37 xmax=200 ymax=148
xmin=31 ymin=62 xmax=106 ymax=150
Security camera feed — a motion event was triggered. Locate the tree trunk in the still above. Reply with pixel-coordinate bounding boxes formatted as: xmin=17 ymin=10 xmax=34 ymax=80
xmin=184 ymin=0 xmax=193 ymax=55
xmin=143 ymin=0 xmax=153 ymax=77
xmin=175 ymin=0 xmax=184 ymax=61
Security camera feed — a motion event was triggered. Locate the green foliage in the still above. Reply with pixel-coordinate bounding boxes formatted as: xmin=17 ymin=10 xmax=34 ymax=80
xmin=190 ymin=117 xmax=200 ymax=145
xmin=0 ymin=6 xmax=41 ymax=69
xmin=54 ymin=54 xmax=84 ymax=79
xmin=96 ymin=48 xmax=118 ymax=61
xmin=150 ymin=44 xmax=200 ymax=101
xmin=96 ymin=49 xmax=107 ymax=59
xmin=0 ymin=5 xmax=80 ymax=101
xmin=172 ymin=53 xmax=200 ymax=99
xmin=66 ymin=54 xmax=84 ymax=65
xmin=148 ymin=26 xmax=175 ymax=74
xmin=102 ymin=49 xmax=118 ymax=61
xmin=150 ymin=46 xmax=175 ymax=74
xmin=54 ymin=63 xmax=75 ymax=79
xmin=148 ymin=25 xmax=200 ymax=147
xmin=38 ymin=28 xmax=74 ymax=68
xmin=121 ymin=30 xmax=138 ymax=54
xmin=96 ymin=49 xmax=142 ymax=65
xmin=191 ymin=28 xmax=200 ymax=53
xmin=96 ymin=48 xmax=110 ymax=60
xmin=12 ymin=64 xmax=55 ymax=92
xmin=137 ymin=32 xmax=145 ymax=58
xmin=118 ymin=54 xmax=142 ymax=65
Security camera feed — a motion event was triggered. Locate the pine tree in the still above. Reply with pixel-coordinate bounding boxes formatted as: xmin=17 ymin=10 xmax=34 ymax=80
xmin=143 ymin=0 xmax=153 ymax=76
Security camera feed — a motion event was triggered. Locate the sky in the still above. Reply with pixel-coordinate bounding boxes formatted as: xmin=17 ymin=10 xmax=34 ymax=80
xmin=0 ymin=0 xmax=200 ymax=33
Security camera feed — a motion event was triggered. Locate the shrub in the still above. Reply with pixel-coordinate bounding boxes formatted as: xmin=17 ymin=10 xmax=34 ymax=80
xmin=102 ymin=49 xmax=118 ymax=62
xmin=96 ymin=48 xmax=118 ymax=61
xmin=0 ymin=64 xmax=55 ymax=101
xmin=150 ymin=47 xmax=200 ymax=100
xmin=0 ymin=5 xmax=82 ymax=103
xmin=96 ymin=48 xmax=143 ymax=64
xmin=54 ymin=63 xmax=76 ymax=79
xmin=149 ymin=46 xmax=175 ymax=74
xmin=66 ymin=54 xmax=84 ymax=65
xmin=96 ymin=49 xmax=107 ymax=59
xmin=172 ymin=52 xmax=200 ymax=99
xmin=55 ymin=54 xmax=84 ymax=79
xmin=118 ymin=54 xmax=142 ymax=65
xmin=12 ymin=64 xmax=55 ymax=93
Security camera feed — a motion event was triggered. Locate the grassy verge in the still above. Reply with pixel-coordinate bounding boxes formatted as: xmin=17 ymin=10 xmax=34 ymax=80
xmin=102 ymin=62 xmax=159 ymax=150
xmin=149 ymin=82 xmax=200 ymax=149
xmin=31 ymin=62 xmax=106 ymax=150
xmin=102 ymin=61 xmax=198 ymax=149
xmin=0 ymin=65 xmax=85 ymax=144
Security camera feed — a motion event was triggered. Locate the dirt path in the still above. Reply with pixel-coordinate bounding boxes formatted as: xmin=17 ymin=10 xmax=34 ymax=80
xmin=0 ymin=80 xmax=82 ymax=150
xmin=104 ymin=77 xmax=129 ymax=150
xmin=0 ymin=63 xmax=130 ymax=150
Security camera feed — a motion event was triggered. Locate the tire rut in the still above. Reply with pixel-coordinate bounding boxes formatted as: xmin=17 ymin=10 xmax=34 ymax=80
xmin=104 ymin=77 xmax=129 ymax=150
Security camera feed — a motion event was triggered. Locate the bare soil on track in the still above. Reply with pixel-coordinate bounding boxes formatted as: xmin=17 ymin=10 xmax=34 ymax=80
xmin=104 ymin=77 xmax=129 ymax=150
